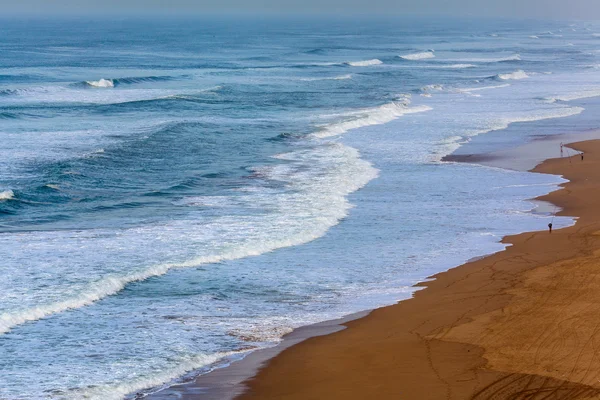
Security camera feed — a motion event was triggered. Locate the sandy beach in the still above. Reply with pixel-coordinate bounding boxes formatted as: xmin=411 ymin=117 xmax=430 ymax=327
xmin=217 ymin=139 xmax=600 ymax=400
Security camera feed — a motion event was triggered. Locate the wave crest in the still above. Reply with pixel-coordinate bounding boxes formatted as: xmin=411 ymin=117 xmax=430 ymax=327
xmin=313 ymin=101 xmax=432 ymax=138
xmin=0 ymin=190 xmax=14 ymax=200
xmin=83 ymin=75 xmax=176 ymax=88
xmin=496 ymin=70 xmax=529 ymax=80
xmin=346 ymin=59 xmax=383 ymax=67
xmin=400 ymin=51 xmax=435 ymax=60
xmin=300 ymin=74 xmax=352 ymax=82
xmin=85 ymin=79 xmax=114 ymax=88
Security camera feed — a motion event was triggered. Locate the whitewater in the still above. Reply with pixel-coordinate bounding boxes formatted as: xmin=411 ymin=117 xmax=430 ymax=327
xmin=3 ymin=15 xmax=600 ymax=400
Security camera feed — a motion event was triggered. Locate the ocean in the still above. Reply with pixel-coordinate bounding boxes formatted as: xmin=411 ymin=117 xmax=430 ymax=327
xmin=1 ymin=15 xmax=600 ymax=399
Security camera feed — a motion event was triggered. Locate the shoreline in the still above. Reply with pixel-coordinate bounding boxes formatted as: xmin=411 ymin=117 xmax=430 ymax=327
xmin=229 ymin=139 xmax=600 ymax=399
xmin=145 ymin=131 xmax=600 ymax=400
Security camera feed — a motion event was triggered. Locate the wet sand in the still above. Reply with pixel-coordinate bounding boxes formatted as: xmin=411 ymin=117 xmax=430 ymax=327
xmin=234 ymin=140 xmax=600 ymax=399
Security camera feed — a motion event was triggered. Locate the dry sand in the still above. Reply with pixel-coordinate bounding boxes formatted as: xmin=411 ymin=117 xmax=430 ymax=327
xmin=236 ymin=140 xmax=600 ymax=400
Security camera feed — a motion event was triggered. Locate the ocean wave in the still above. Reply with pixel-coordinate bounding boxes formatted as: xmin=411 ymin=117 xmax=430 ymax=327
xmin=299 ymin=74 xmax=352 ymax=81
xmin=0 ymin=140 xmax=379 ymax=335
xmin=85 ymin=79 xmax=114 ymax=88
xmin=0 ymin=88 xmax=27 ymax=96
xmin=454 ymin=54 xmax=521 ymax=63
xmin=419 ymin=84 xmax=444 ymax=96
xmin=0 ymin=112 xmax=19 ymax=119
xmin=399 ymin=63 xmax=475 ymax=69
xmin=0 ymin=190 xmax=14 ymax=201
xmin=313 ymin=101 xmax=432 ymax=139
xmin=399 ymin=51 xmax=435 ymax=60
xmin=496 ymin=70 xmax=529 ymax=80
xmin=345 ymin=59 xmax=383 ymax=67
xmin=83 ymin=75 xmax=176 ymax=88
xmin=442 ymin=63 xmax=475 ymax=69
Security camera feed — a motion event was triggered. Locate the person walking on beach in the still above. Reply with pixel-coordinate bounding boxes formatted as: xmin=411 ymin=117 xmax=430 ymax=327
xmin=560 ymin=142 xmax=563 ymax=157
xmin=581 ymin=153 xmax=584 ymax=161
xmin=548 ymin=222 xmax=553 ymax=233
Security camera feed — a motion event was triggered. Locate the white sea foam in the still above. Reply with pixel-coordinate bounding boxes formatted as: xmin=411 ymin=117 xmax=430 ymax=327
xmin=530 ymin=35 xmax=540 ymax=39
xmin=300 ymin=74 xmax=353 ymax=81
xmin=497 ymin=70 xmax=529 ymax=80
xmin=63 ymin=351 xmax=243 ymax=400
xmin=443 ymin=63 xmax=476 ymax=69
xmin=0 ymin=190 xmax=14 ymax=200
xmin=312 ymin=102 xmax=432 ymax=139
xmin=400 ymin=51 xmax=435 ymax=60
xmin=420 ymin=84 xmax=444 ymax=97
xmin=86 ymin=79 xmax=115 ymax=88
xmin=346 ymin=59 xmax=383 ymax=67
xmin=407 ymin=64 xmax=475 ymax=69
xmin=0 ymin=139 xmax=380 ymax=335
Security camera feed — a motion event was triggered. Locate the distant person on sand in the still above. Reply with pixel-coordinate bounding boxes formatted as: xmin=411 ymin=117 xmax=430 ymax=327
xmin=548 ymin=222 xmax=553 ymax=233
xmin=581 ymin=153 xmax=584 ymax=161
xmin=560 ymin=142 xmax=563 ymax=156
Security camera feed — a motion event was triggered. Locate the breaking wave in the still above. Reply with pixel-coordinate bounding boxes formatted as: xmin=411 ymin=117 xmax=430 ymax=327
xmin=85 ymin=79 xmax=114 ymax=88
xmin=83 ymin=75 xmax=176 ymax=88
xmin=299 ymin=74 xmax=353 ymax=81
xmin=313 ymin=101 xmax=432 ymax=138
xmin=345 ymin=59 xmax=383 ymax=67
xmin=0 ymin=137 xmax=380 ymax=335
xmin=496 ymin=70 xmax=529 ymax=80
xmin=0 ymin=190 xmax=15 ymax=201
xmin=455 ymin=54 xmax=521 ymax=63
xmin=399 ymin=51 xmax=435 ymax=60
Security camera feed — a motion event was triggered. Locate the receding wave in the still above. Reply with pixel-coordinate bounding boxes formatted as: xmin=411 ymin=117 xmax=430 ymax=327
xmin=542 ymin=89 xmax=600 ymax=103
xmin=474 ymin=107 xmax=584 ymax=136
xmin=313 ymin=101 xmax=432 ymax=138
xmin=0 ymin=190 xmax=14 ymax=201
xmin=496 ymin=70 xmax=529 ymax=80
xmin=345 ymin=59 xmax=383 ymax=67
xmin=399 ymin=51 xmax=435 ymax=60
xmin=434 ymin=106 xmax=585 ymax=160
xmin=458 ymin=84 xmax=511 ymax=92
xmin=60 ymin=350 xmax=244 ymax=400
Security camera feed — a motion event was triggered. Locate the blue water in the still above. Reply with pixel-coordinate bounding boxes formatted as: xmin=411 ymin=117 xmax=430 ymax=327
xmin=2 ymin=16 xmax=600 ymax=399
